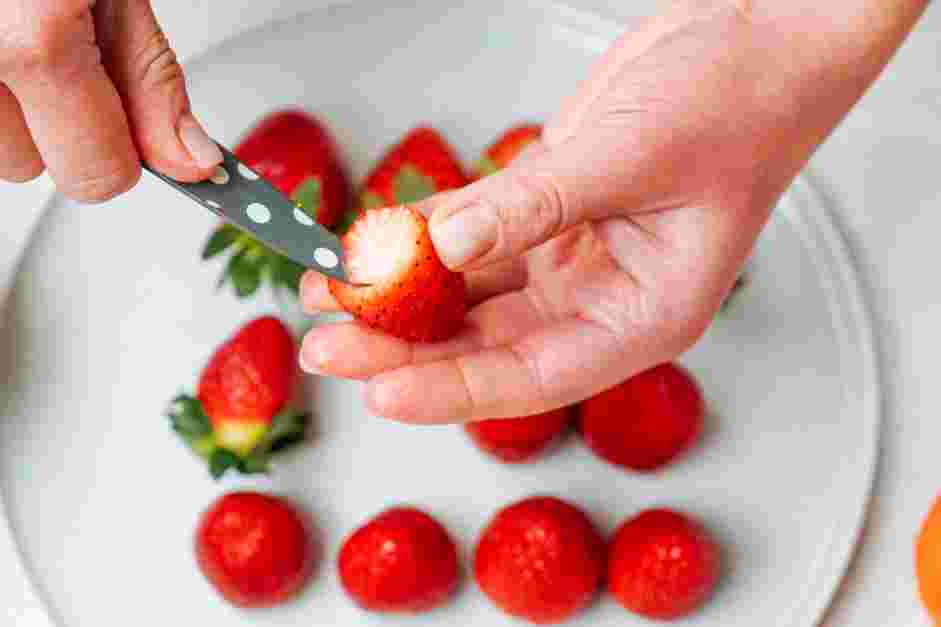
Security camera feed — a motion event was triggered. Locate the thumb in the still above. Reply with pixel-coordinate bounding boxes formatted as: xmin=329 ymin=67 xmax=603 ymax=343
xmin=95 ymin=0 xmax=222 ymax=182
xmin=426 ymin=129 xmax=642 ymax=271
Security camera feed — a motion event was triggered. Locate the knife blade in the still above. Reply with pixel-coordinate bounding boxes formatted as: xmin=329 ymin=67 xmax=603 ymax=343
xmin=143 ymin=143 xmax=351 ymax=283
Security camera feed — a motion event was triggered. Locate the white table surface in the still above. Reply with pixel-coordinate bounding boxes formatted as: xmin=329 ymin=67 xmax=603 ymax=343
xmin=1 ymin=2 xmax=939 ymax=625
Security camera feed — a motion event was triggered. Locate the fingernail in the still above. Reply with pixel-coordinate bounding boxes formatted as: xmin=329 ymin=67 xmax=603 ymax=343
xmin=430 ymin=204 xmax=497 ymax=268
xmin=178 ymin=114 xmax=223 ymax=168
xmin=299 ymin=337 xmax=328 ymax=375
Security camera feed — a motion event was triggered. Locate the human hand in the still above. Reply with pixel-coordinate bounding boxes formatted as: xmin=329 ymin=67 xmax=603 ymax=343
xmin=299 ymin=0 xmax=926 ymax=423
xmin=0 ymin=0 xmax=222 ymax=201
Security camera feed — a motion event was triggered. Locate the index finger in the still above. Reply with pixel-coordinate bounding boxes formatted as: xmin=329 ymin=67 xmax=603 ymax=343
xmin=4 ymin=8 xmax=140 ymax=202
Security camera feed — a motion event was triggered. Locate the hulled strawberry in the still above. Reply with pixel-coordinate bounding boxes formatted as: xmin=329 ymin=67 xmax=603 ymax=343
xmin=608 ymin=508 xmax=721 ymax=620
xmin=195 ymin=492 xmax=317 ymax=608
xmin=579 ymin=363 xmax=704 ymax=472
xmin=472 ymin=124 xmax=542 ymax=179
xmin=338 ymin=507 xmax=460 ymax=613
xmin=203 ymin=110 xmax=352 ymax=297
xmin=474 ymin=496 xmax=605 ymax=624
xmin=328 ymin=206 xmax=467 ymax=342
xmin=167 ymin=316 xmax=308 ymax=478
xmin=338 ymin=126 xmax=466 ymax=230
xmin=464 ymin=408 xmax=571 ymax=463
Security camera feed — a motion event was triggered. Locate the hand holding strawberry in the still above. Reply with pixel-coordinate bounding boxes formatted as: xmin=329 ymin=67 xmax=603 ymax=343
xmin=296 ymin=0 xmax=894 ymax=425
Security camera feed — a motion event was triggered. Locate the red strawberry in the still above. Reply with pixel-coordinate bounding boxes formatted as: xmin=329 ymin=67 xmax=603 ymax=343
xmin=473 ymin=124 xmax=542 ymax=179
xmin=608 ymin=508 xmax=721 ymax=620
xmin=579 ymin=363 xmax=704 ymax=472
xmin=166 ymin=317 xmax=308 ymax=478
xmin=203 ymin=110 xmax=352 ymax=297
xmin=338 ymin=507 xmax=460 ymax=613
xmin=328 ymin=206 xmax=467 ymax=342
xmin=474 ymin=496 xmax=605 ymax=624
xmin=195 ymin=492 xmax=316 ymax=608
xmin=360 ymin=126 xmax=467 ymax=211
xmin=464 ymin=408 xmax=571 ymax=463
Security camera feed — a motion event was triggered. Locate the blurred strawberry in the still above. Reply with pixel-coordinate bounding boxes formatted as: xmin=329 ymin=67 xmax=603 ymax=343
xmin=195 ymin=492 xmax=316 ymax=608
xmin=579 ymin=363 xmax=704 ymax=472
xmin=166 ymin=316 xmax=308 ymax=478
xmin=336 ymin=126 xmax=467 ymax=231
xmin=464 ymin=408 xmax=571 ymax=463
xmin=608 ymin=508 xmax=721 ymax=620
xmin=338 ymin=506 xmax=460 ymax=613
xmin=472 ymin=124 xmax=542 ymax=179
xmin=474 ymin=496 xmax=605 ymax=624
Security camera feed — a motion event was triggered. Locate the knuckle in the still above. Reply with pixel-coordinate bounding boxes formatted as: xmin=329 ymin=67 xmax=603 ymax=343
xmin=503 ymin=169 xmax=566 ymax=247
xmin=132 ymin=30 xmax=184 ymax=91
xmin=1 ymin=9 xmax=99 ymax=80
xmin=65 ymin=163 xmax=141 ymax=203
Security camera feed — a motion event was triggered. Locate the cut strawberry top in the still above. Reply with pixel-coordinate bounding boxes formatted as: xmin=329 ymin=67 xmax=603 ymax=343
xmin=344 ymin=207 xmax=421 ymax=286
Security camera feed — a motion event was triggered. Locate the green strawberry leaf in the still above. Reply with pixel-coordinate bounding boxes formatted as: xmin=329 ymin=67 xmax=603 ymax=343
xmin=475 ymin=156 xmax=500 ymax=179
xmin=202 ymin=225 xmax=239 ymax=260
xmin=266 ymin=410 xmax=309 ymax=452
xmin=394 ymin=165 xmax=437 ymax=204
xmin=235 ymin=410 xmax=309 ymax=475
xmin=239 ymin=449 xmax=271 ymax=475
xmin=167 ymin=395 xmax=211 ymax=439
xmin=190 ymin=435 xmax=216 ymax=460
xmin=334 ymin=208 xmax=360 ymax=235
xmin=362 ymin=191 xmax=385 ymax=211
xmin=209 ymin=448 xmax=242 ymax=479
xmin=226 ymin=250 xmax=263 ymax=298
xmin=291 ymin=177 xmax=323 ymax=221
xmin=270 ymin=255 xmax=306 ymax=294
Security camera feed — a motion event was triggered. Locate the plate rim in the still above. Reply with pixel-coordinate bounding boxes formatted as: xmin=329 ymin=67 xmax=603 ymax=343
xmin=0 ymin=3 xmax=879 ymax=626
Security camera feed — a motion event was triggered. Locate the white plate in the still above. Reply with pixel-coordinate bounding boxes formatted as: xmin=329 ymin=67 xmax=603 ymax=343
xmin=0 ymin=2 xmax=878 ymax=626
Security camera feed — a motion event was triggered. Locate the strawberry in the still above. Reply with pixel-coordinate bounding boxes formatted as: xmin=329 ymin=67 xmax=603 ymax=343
xmin=474 ymin=496 xmax=605 ymax=624
xmin=202 ymin=110 xmax=352 ymax=297
xmin=166 ymin=317 xmax=308 ymax=478
xmin=195 ymin=491 xmax=316 ymax=608
xmin=473 ymin=124 xmax=542 ymax=179
xmin=608 ymin=508 xmax=721 ymax=620
xmin=346 ymin=126 xmax=466 ymax=226
xmin=464 ymin=408 xmax=571 ymax=463
xmin=328 ymin=206 xmax=467 ymax=342
xmin=338 ymin=506 xmax=460 ymax=613
xmin=579 ymin=363 xmax=704 ymax=472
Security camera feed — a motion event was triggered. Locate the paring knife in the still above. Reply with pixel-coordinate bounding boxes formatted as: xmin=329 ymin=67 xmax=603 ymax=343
xmin=143 ymin=142 xmax=352 ymax=283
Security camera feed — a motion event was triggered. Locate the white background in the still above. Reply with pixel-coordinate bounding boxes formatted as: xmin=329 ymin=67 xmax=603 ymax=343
xmin=1 ymin=1 xmax=939 ymax=625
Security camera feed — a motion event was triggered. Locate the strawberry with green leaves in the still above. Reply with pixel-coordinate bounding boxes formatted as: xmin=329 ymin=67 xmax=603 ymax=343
xmin=472 ymin=124 xmax=542 ymax=180
xmin=336 ymin=126 xmax=466 ymax=231
xmin=203 ymin=110 xmax=352 ymax=297
xmin=167 ymin=316 xmax=308 ymax=478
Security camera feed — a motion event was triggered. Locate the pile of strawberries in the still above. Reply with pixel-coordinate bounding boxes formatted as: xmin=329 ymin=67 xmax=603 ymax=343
xmin=167 ymin=109 xmax=732 ymax=623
